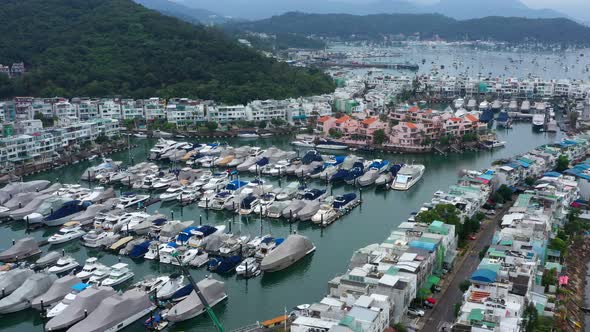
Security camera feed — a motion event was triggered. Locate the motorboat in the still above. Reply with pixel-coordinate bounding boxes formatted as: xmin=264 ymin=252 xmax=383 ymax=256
xmin=158 ymin=244 xmax=179 ymax=264
xmin=375 ymin=172 xmax=393 ymax=187
xmin=43 ymin=200 xmax=89 ymax=227
xmin=128 ymin=240 xmax=153 ymax=259
xmin=24 ymin=196 xmax=73 ymax=224
xmin=164 ymin=277 xmax=227 ymax=323
xmin=481 ymin=140 xmax=506 ymax=149
xmin=253 ymin=193 xmax=276 ymax=216
xmin=48 ymin=256 xmax=80 ymax=275
xmin=188 ymin=249 xmax=210 ymax=267
xmin=0 ymin=180 xmax=51 ymax=204
xmin=187 ymin=225 xmax=226 ymax=248
xmin=276 ymin=181 xmax=302 ymax=201
xmin=311 ymin=203 xmax=339 ymax=226
xmin=491 ymin=99 xmax=502 ymax=110
xmin=0 ymin=272 xmax=57 ymax=314
xmin=532 ymin=114 xmax=545 ymax=131
xmin=88 ymin=268 xmax=112 ymax=286
xmin=333 ymin=193 xmax=358 ymax=210
xmin=76 ymin=257 xmax=108 ymax=281
xmin=31 ymin=275 xmax=81 ymax=311
xmin=48 ymin=222 xmax=86 ymax=244
xmin=70 ymin=204 xmax=110 ymax=225
xmin=208 ymin=191 xmax=235 ymax=210
xmin=201 ymin=176 xmax=229 ymax=191
xmin=8 ymin=193 xmax=52 ymax=220
xmin=34 ymin=251 xmax=62 ymax=269
xmin=46 ymin=283 xmax=90 ymax=318
xmin=466 ymin=99 xmax=477 ymax=110
xmin=159 ymin=184 xmax=184 ymax=201
xmin=357 ymin=160 xmax=388 ymax=186
xmin=260 ymin=234 xmax=315 ymax=272
xmin=155 ymin=274 xmax=185 ymax=300
xmin=254 ymin=236 xmax=283 ymax=260
xmin=44 ymin=286 xmax=116 ymax=331
xmin=68 ymin=289 xmax=154 ymax=332
xmin=236 ymin=257 xmax=261 ymax=278
xmin=496 ymin=110 xmax=511 ymax=128
xmin=133 ymin=275 xmax=170 ymax=294
xmin=520 ymin=100 xmax=531 ymax=113
xmin=315 ymin=139 xmax=348 ymax=151
xmin=218 ymin=234 xmax=250 ymax=256
xmin=266 ymin=200 xmax=292 ymax=218
xmin=0 ymin=237 xmax=41 ymax=262
xmin=238 ymin=194 xmax=258 ymax=215
xmin=101 ymin=263 xmax=134 ymax=287
xmin=176 ymin=248 xmax=206 ymax=266
xmin=81 ymin=230 xmax=108 ymax=248
xmin=301 ymin=188 xmax=326 ymax=201
xmin=152 ymin=174 xmax=176 ymax=190
xmin=207 ymin=255 xmax=242 ymax=274
xmin=158 ymin=220 xmax=194 ymax=243
xmin=479 ymin=100 xmax=490 ymax=110
xmin=281 ymin=200 xmax=306 ymax=220
xmin=177 ymin=187 xmax=201 ymax=204
xmin=454 ymin=98 xmax=465 ymax=109
xmin=116 ymin=193 xmax=149 ymax=209
xmin=0 ymin=268 xmax=33 ymax=296
xmin=391 ymin=164 xmax=426 ymax=191
xmin=291 ymin=139 xmax=316 ymax=148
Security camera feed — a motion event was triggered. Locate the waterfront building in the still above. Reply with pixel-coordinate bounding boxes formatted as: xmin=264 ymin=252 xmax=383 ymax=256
xmin=98 ymin=99 xmax=122 ymax=120
xmin=248 ymin=100 xmax=289 ymax=122
xmin=53 ymin=100 xmax=78 ymax=119
xmin=73 ymin=98 xmax=100 ymax=120
xmin=208 ymin=104 xmax=247 ymax=123
xmin=13 ymin=119 xmax=43 ymax=135
xmin=119 ymin=99 xmax=144 ymax=120
xmin=165 ymin=99 xmax=207 ymax=125
xmin=143 ymin=97 xmax=166 ymax=120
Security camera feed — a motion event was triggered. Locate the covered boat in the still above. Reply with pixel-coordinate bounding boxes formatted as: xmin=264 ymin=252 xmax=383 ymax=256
xmin=45 ymin=286 xmax=116 ymax=331
xmin=43 ymin=200 xmax=89 ymax=227
xmin=8 ymin=193 xmax=53 ymax=220
xmin=70 ymin=204 xmax=110 ymax=225
xmin=31 ymin=275 xmax=81 ymax=310
xmin=0 ymin=180 xmax=51 ymax=204
xmin=128 ymin=240 xmax=152 ymax=259
xmin=68 ymin=289 xmax=154 ymax=332
xmin=0 ymin=268 xmax=33 ymax=296
xmin=34 ymin=251 xmax=62 ymax=269
xmin=165 ymin=277 xmax=227 ymax=322
xmin=261 ymin=234 xmax=315 ymax=272
xmin=0 ymin=237 xmax=41 ymax=262
xmin=0 ymin=272 xmax=57 ymax=313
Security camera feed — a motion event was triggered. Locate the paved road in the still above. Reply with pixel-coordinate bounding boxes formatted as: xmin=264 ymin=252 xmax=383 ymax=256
xmin=419 ymin=205 xmax=510 ymax=332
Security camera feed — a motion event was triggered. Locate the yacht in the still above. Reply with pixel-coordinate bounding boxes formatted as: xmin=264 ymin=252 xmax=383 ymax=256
xmin=466 ymin=99 xmax=477 ymax=110
xmin=149 ymin=139 xmax=177 ymax=160
xmin=76 ymin=258 xmax=108 ymax=281
xmin=155 ymin=274 xmax=186 ymax=300
xmin=520 ymin=100 xmax=531 ymax=113
xmin=260 ymin=234 xmax=315 ymax=272
xmin=532 ymin=114 xmax=545 ymax=131
xmin=201 ymin=176 xmax=229 ymax=191
xmin=101 ymin=263 xmax=134 ymax=287
xmin=177 ymin=187 xmax=201 ymax=204
xmin=48 ymin=222 xmax=86 ymax=244
xmin=479 ymin=100 xmax=490 ymax=110
xmin=291 ymin=138 xmax=316 ymax=148
xmin=508 ymin=100 xmax=518 ymax=112
xmin=391 ymin=164 xmax=425 ymax=191
xmin=159 ymin=184 xmax=184 ymax=201
xmin=152 ymin=175 xmax=176 ymax=190
xmin=116 ymin=193 xmax=149 ymax=209
xmin=43 ymin=200 xmax=88 ymax=227
xmin=311 ymin=203 xmax=339 ymax=226
xmin=48 ymin=256 xmax=80 ymax=275
xmin=454 ymin=98 xmax=465 ymax=109
xmin=88 ymin=268 xmax=112 ymax=286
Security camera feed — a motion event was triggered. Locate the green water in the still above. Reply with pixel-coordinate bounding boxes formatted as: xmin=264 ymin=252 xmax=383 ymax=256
xmin=0 ymin=123 xmax=561 ymax=331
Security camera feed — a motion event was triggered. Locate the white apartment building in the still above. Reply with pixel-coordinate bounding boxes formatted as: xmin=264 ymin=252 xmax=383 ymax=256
xmin=208 ymin=105 xmax=247 ymax=123
xmin=165 ymin=101 xmax=207 ymax=125
xmin=247 ymin=100 xmax=288 ymax=122
xmin=143 ymin=98 xmax=166 ymax=120
xmin=53 ymin=101 xmax=78 ymax=118
xmin=74 ymin=99 xmax=100 ymax=120
xmin=98 ymin=99 xmax=121 ymax=119
xmin=120 ymin=99 xmax=144 ymax=119
xmin=14 ymin=120 xmax=43 ymax=135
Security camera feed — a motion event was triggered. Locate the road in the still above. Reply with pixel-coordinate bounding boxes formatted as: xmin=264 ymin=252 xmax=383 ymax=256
xmin=419 ymin=204 xmax=511 ymax=332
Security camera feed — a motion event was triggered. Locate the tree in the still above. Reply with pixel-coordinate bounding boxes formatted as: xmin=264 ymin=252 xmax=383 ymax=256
xmin=497 ymin=185 xmax=513 ymax=202
xmin=555 ymin=155 xmax=569 ymax=172
xmin=373 ymin=129 xmax=386 ymax=145
xmin=328 ymin=128 xmax=343 ymax=139
xmin=524 ymin=177 xmax=535 ymax=186
xmin=416 ymin=204 xmax=460 ymax=226
xmin=270 ymin=118 xmax=286 ymax=127
xmin=459 ymin=280 xmax=471 ymax=292
xmin=569 ymin=111 xmax=579 ymax=129
xmin=123 ymin=119 xmax=135 ymax=130
xmin=258 ymin=120 xmax=268 ymax=129
xmin=548 ymin=238 xmax=567 ymax=253
xmin=205 ymin=121 xmax=218 ymax=132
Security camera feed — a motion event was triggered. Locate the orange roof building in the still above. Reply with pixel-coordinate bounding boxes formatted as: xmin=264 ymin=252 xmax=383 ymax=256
xmin=335 ymin=115 xmax=351 ymax=124
xmin=362 ymin=117 xmax=378 ymax=126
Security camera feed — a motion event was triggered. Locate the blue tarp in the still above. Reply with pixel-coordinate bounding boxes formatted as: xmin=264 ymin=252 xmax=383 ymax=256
xmin=478 ymin=174 xmax=493 ymax=181
xmin=543 ymin=171 xmax=561 ymax=177
xmin=409 ymin=240 xmax=437 ymax=252
xmin=72 ymin=283 xmax=90 ymax=292
xmin=515 ymin=160 xmax=530 ymax=168
xmin=471 ymin=269 xmax=497 ymax=283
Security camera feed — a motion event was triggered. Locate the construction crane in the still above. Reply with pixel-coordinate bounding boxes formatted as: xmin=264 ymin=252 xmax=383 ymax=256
xmin=174 ymin=255 xmax=225 ymax=332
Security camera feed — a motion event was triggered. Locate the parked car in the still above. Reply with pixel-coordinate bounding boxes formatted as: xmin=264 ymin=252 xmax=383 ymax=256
xmin=407 ymin=307 xmax=425 ymax=317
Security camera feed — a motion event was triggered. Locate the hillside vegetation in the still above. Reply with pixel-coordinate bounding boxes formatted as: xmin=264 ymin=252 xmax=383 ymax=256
xmin=0 ymin=0 xmax=335 ymax=103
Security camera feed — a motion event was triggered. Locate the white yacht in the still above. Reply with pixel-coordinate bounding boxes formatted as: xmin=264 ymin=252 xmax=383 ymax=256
xmin=47 ymin=222 xmax=86 ymax=244
xmin=311 ymin=203 xmax=339 ymax=226
xmin=48 ymin=256 xmax=80 ymax=275
xmin=152 ymin=175 xmax=176 ymax=190
xmin=46 ymin=283 xmax=91 ymax=318
xmin=101 ymin=263 xmax=134 ymax=287
xmin=454 ymin=98 xmax=465 ymax=109
xmin=391 ymin=164 xmax=426 ymax=191
xmin=532 ymin=114 xmax=545 ymax=131
xmin=76 ymin=257 xmax=108 ymax=281
xmin=116 ymin=193 xmax=149 ymax=209
xmin=159 ymin=184 xmax=184 ymax=201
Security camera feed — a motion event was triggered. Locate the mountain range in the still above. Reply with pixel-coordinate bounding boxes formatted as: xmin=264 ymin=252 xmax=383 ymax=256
xmin=176 ymin=0 xmax=567 ymax=21
xmin=0 ymin=0 xmax=335 ymax=103
xmin=132 ymin=0 xmax=229 ymax=24
xmin=232 ymin=12 xmax=590 ymax=44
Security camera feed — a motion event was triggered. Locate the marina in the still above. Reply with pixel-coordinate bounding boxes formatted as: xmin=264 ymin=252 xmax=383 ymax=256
xmin=0 ymin=124 xmax=561 ymax=331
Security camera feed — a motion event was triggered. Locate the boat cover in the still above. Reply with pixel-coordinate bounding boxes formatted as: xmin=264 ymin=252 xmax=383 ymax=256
xmin=0 ymin=180 xmax=51 ymax=204
xmin=31 ymin=275 xmax=81 ymax=309
xmin=68 ymin=289 xmax=153 ymax=332
xmin=0 ymin=237 xmax=40 ymax=261
xmin=261 ymin=234 xmax=314 ymax=272
xmin=45 ymin=286 xmax=116 ymax=331
xmin=0 ymin=268 xmax=33 ymax=295
xmin=35 ymin=251 xmax=62 ymax=268
xmin=0 ymin=272 xmax=57 ymax=313
xmin=166 ymin=278 xmax=226 ymax=322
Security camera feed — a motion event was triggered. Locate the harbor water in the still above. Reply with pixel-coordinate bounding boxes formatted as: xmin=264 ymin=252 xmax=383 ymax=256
xmin=0 ymin=123 xmax=562 ymax=331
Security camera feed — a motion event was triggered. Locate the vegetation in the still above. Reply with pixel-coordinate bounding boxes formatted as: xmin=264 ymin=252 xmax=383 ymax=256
xmin=459 ymin=280 xmax=471 ymax=292
xmin=497 ymin=184 xmax=514 ymax=202
xmin=373 ymin=129 xmax=386 ymax=145
xmin=205 ymin=121 xmax=219 ymax=131
xmin=328 ymin=128 xmax=343 ymax=139
xmin=522 ymin=304 xmax=553 ymax=332
xmin=555 ymin=155 xmax=570 ymax=172
xmin=524 ymin=177 xmax=536 ymax=186
xmin=33 ymin=112 xmax=55 ymax=127
xmin=233 ymin=12 xmax=590 ymax=44
xmin=416 ymin=204 xmax=485 ymax=247
xmin=0 ymin=0 xmax=335 ymax=103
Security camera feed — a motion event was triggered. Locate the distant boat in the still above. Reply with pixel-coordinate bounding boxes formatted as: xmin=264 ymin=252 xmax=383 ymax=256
xmin=260 ymin=234 xmax=315 ymax=272
xmin=532 ymin=114 xmax=545 ymax=131
xmin=391 ymin=164 xmax=425 ymax=191
xmin=237 ymin=131 xmax=259 ymax=139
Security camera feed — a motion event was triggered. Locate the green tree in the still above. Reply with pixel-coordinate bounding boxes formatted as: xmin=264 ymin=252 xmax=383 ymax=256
xmin=497 ymin=185 xmax=513 ymax=202
xmin=123 ymin=119 xmax=135 ymax=130
xmin=270 ymin=118 xmax=286 ymax=127
xmin=555 ymin=155 xmax=569 ymax=172
xmin=373 ymin=129 xmax=386 ymax=145
xmin=258 ymin=120 xmax=268 ymax=129
xmin=328 ymin=128 xmax=343 ymax=139
xmin=205 ymin=121 xmax=218 ymax=131
xmin=524 ymin=177 xmax=535 ymax=186
xmin=459 ymin=280 xmax=471 ymax=292
xmin=416 ymin=204 xmax=460 ymax=225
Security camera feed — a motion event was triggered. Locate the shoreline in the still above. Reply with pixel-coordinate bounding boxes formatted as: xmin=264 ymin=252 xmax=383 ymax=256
xmin=557 ymin=235 xmax=590 ymax=331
